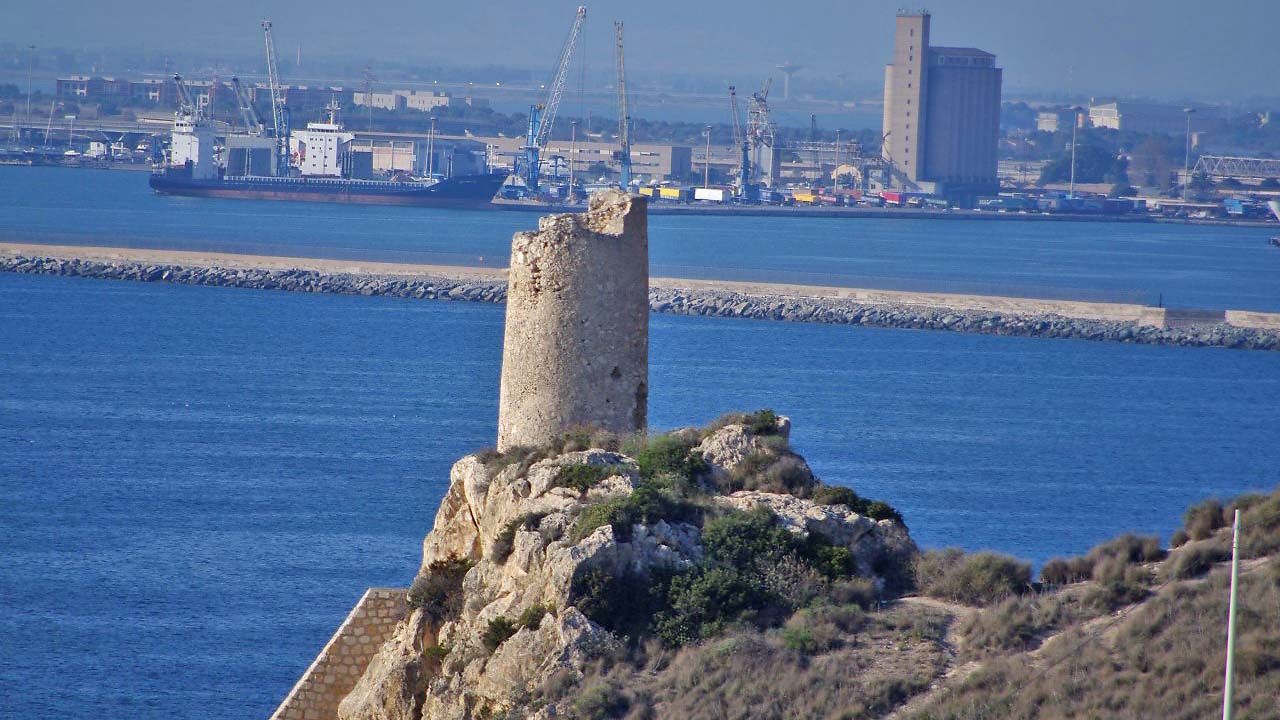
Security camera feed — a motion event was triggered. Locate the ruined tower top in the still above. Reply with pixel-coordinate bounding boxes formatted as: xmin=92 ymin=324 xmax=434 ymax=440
xmin=496 ymin=190 xmax=649 ymax=451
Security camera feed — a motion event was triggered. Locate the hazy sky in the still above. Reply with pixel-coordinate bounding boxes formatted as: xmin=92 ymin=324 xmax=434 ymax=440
xmin=8 ymin=0 xmax=1279 ymax=101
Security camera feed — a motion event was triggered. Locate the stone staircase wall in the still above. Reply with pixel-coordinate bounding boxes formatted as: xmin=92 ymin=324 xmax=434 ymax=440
xmin=268 ymin=587 xmax=408 ymax=720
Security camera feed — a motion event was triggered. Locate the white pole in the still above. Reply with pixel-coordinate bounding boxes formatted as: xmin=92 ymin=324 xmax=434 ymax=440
xmin=704 ymin=125 xmax=711 ymax=188
xmin=569 ymin=120 xmax=577 ymax=198
xmin=1222 ymin=508 xmax=1241 ymax=720
xmin=427 ymin=117 xmax=436 ymax=178
xmin=1069 ymin=110 xmax=1078 ymax=198
xmin=1183 ymin=108 xmax=1195 ymax=202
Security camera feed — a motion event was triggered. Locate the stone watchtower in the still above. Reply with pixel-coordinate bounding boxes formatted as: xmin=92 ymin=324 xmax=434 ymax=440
xmin=496 ymin=190 xmax=649 ymax=451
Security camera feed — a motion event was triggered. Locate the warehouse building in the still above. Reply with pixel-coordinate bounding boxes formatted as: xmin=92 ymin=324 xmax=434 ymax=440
xmin=481 ymin=136 xmax=692 ymax=183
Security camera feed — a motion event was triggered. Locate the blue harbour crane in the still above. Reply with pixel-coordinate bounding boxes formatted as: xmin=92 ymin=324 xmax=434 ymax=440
xmin=262 ymin=19 xmax=291 ymax=176
xmin=521 ymin=6 xmax=587 ymax=193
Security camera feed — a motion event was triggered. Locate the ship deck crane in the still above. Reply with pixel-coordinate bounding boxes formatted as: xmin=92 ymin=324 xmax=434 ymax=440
xmin=522 ymin=6 xmax=586 ymax=193
xmin=614 ymin=21 xmax=633 ymax=189
xmin=172 ymin=74 xmax=201 ymax=121
xmin=230 ymin=77 xmax=265 ymax=136
xmin=262 ymin=20 xmax=290 ymax=176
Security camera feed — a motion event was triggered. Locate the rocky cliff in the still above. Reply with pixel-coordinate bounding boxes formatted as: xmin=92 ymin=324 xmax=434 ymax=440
xmin=336 ymin=412 xmax=914 ymax=720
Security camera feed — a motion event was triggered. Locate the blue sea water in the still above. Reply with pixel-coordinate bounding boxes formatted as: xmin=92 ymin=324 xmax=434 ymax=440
xmin=1 ymin=271 xmax=1278 ymax=719
xmin=1 ymin=165 xmax=1278 ymax=309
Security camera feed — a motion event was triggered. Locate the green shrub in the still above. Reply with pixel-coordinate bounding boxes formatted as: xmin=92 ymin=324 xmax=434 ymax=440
xmin=492 ymin=512 xmax=547 ymax=563
xmin=629 ymin=433 xmax=708 ymax=481
xmin=809 ymin=484 xmax=905 ymax=525
xmin=406 ymin=558 xmax=474 ymax=622
xmin=780 ymin=626 xmax=819 ymax=654
xmin=553 ymin=463 xmax=617 ymax=493
xmin=569 ymin=480 xmax=704 ymax=543
xmin=702 ymin=507 xmax=798 ymax=568
xmin=571 ymin=567 xmax=675 ymax=642
xmin=704 ymin=408 xmax=783 ymax=437
xmin=654 ymin=566 xmax=771 ymax=646
xmin=915 ymin=549 xmax=1032 ymax=606
xmin=744 ymin=409 xmax=781 ymax=435
xmin=482 ymin=616 xmax=518 ymax=652
xmin=811 ymin=485 xmax=862 ymax=508
xmin=518 ymin=603 xmax=553 ymax=631
xmin=865 ymin=500 xmax=904 ymax=525
xmin=424 ymin=643 xmax=451 ymax=662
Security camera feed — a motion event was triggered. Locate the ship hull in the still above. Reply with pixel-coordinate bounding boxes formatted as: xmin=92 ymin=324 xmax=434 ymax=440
xmin=149 ymin=171 xmax=505 ymax=209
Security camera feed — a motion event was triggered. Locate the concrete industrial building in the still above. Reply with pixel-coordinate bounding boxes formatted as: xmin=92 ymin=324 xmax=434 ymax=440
xmin=1087 ymin=100 xmax=1189 ymax=134
xmin=1036 ymin=107 xmax=1084 ymax=133
xmin=483 ymin=135 xmax=692 ymax=184
xmin=881 ymin=12 xmax=1002 ymax=198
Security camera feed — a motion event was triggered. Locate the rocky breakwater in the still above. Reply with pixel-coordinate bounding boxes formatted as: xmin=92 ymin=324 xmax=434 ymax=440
xmin=0 ymin=254 xmax=509 ymax=303
xmin=5 ymin=253 xmax=1279 ymax=351
xmin=334 ymin=411 xmax=914 ymax=720
xmin=650 ymin=286 xmax=1280 ymax=352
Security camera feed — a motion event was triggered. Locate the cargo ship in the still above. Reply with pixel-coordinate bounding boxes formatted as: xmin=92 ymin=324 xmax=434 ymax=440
xmin=149 ymin=90 xmax=504 ymax=208
xmin=149 ymin=167 xmax=506 ymax=208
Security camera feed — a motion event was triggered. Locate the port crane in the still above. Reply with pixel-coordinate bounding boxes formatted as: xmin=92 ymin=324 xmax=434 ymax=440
xmin=745 ymin=78 xmax=776 ymax=189
xmin=262 ymin=20 xmax=290 ymax=176
xmin=614 ymin=21 xmax=633 ymax=189
xmin=728 ymin=85 xmax=754 ymax=200
xmin=521 ymin=5 xmax=586 ymax=193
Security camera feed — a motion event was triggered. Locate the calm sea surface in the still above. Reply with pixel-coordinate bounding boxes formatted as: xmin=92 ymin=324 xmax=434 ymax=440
xmin=1 ymin=165 xmax=1278 ymax=309
xmin=1 ymin=270 xmax=1278 ymax=719
xmin=2 ymin=164 xmax=1279 ymax=717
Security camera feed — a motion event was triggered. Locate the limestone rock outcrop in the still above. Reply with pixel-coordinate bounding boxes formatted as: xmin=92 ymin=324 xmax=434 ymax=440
xmin=337 ymin=418 xmax=914 ymax=720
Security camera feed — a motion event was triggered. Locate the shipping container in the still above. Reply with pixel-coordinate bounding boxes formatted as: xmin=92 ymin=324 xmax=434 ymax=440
xmin=694 ymin=187 xmax=727 ymax=203
xmin=658 ymin=187 xmax=689 ymax=201
xmin=791 ymin=191 xmax=820 ymax=205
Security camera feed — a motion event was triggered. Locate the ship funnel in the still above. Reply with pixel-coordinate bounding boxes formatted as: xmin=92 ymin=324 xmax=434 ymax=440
xmin=1269 ymin=200 xmax=1280 ymax=223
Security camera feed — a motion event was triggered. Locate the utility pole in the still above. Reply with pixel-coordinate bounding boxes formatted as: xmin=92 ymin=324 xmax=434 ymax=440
xmin=704 ymin=125 xmax=712 ymax=188
xmin=1069 ymin=108 xmax=1080 ymax=198
xmin=569 ymin=120 xmax=577 ymax=198
xmin=1183 ymin=107 xmax=1196 ymax=202
xmin=1222 ymin=508 xmax=1241 ymax=720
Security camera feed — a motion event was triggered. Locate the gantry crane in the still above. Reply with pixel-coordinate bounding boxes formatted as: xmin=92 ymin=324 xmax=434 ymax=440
xmin=262 ymin=20 xmax=290 ymax=176
xmin=521 ymin=6 xmax=586 ymax=192
xmin=614 ymin=20 xmax=633 ymax=189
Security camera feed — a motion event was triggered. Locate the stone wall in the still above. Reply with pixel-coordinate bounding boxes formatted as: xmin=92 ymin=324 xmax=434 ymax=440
xmin=496 ymin=190 xmax=650 ymax=450
xmin=269 ymin=588 xmax=407 ymax=720
xmin=1227 ymin=309 xmax=1280 ymax=331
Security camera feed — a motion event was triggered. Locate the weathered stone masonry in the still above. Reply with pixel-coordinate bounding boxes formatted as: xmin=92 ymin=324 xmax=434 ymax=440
xmin=496 ymin=190 xmax=650 ymax=450
xmin=268 ymin=588 xmax=407 ymax=720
